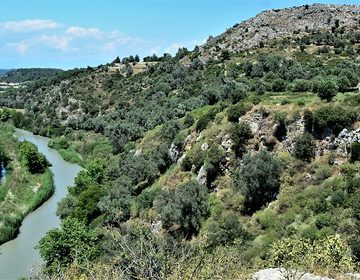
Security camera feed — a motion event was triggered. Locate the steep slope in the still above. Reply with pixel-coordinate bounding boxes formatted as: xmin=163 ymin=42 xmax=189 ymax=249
xmin=1 ymin=4 xmax=360 ymax=279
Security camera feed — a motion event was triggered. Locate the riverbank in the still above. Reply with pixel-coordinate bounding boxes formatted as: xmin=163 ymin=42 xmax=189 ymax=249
xmin=0 ymin=124 xmax=54 ymax=244
xmin=0 ymin=128 xmax=82 ymax=279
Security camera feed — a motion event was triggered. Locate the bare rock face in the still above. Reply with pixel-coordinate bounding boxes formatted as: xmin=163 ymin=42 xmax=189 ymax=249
xmin=169 ymin=142 xmax=182 ymax=163
xmin=150 ymin=220 xmax=163 ymax=234
xmin=221 ymin=134 xmax=233 ymax=151
xmin=315 ymin=128 xmax=360 ymax=158
xmin=201 ymin=142 xmax=209 ymax=151
xmin=197 ymin=165 xmax=207 ymax=186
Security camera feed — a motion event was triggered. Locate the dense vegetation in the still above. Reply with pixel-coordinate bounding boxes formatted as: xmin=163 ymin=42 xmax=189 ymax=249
xmin=0 ymin=69 xmax=9 ymax=77
xmin=1 ymin=4 xmax=360 ymax=279
xmin=0 ymin=68 xmax=63 ymax=83
xmin=0 ymin=123 xmax=53 ymax=244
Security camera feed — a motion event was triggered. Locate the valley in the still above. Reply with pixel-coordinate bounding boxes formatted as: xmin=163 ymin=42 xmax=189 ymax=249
xmin=0 ymin=3 xmax=360 ymax=279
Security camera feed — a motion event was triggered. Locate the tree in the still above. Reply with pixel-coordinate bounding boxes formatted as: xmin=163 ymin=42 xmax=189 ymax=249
xmin=196 ymin=108 xmax=218 ymax=132
xmin=227 ymin=103 xmax=252 ymax=123
xmin=271 ymin=78 xmax=286 ymax=92
xmin=59 ymin=159 xmax=106 ymax=224
xmin=350 ymin=142 xmax=360 ymax=163
xmin=37 ymin=218 xmax=99 ymax=272
xmin=112 ymin=56 xmax=120 ymax=64
xmin=312 ymin=78 xmax=338 ymax=102
xmin=304 ymin=109 xmax=313 ymax=133
xmin=231 ymin=122 xmax=253 ymax=157
xmin=98 ymin=184 xmax=132 ymax=225
xmin=294 ymin=132 xmax=316 ymax=162
xmin=233 ymin=150 xmax=281 ymax=214
xmin=205 ymin=212 xmax=246 ymax=248
xmin=19 ymin=141 xmax=50 ymax=174
xmin=273 ymin=112 xmax=287 ymax=141
xmin=155 ymin=180 xmax=209 ymax=237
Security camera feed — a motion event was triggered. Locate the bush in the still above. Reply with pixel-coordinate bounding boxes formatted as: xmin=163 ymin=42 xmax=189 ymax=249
xmin=37 ymin=218 xmax=99 ymax=272
xmin=269 ymin=236 xmax=354 ymax=277
xmin=233 ymin=150 xmax=281 ymax=214
xmin=313 ymin=106 xmax=357 ymax=137
xmin=227 ymin=103 xmax=252 ymax=123
xmin=231 ymin=122 xmax=253 ymax=157
xmin=350 ymin=142 xmax=360 ymax=163
xmin=205 ymin=212 xmax=246 ymax=248
xmin=181 ymin=145 xmax=205 ymax=172
xmin=291 ymin=79 xmax=311 ymax=92
xmin=304 ymin=109 xmax=313 ymax=133
xmin=19 ymin=141 xmax=50 ymax=174
xmin=183 ymin=113 xmax=194 ymax=128
xmin=312 ymin=78 xmax=338 ymax=102
xmin=204 ymin=144 xmax=226 ymax=185
xmin=271 ymin=78 xmax=286 ymax=92
xmin=196 ymin=108 xmax=218 ymax=132
xmin=273 ymin=111 xmax=287 ymax=141
xmin=294 ymin=132 xmax=316 ymax=162
xmin=155 ymin=181 xmax=209 ymax=237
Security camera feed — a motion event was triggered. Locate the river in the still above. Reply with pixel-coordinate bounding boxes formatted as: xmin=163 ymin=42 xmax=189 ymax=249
xmin=0 ymin=129 xmax=82 ymax=279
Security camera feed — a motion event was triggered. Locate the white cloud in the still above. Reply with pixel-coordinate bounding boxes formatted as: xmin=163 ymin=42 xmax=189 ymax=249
xmin=6 ymin=41 xmax=30 ymax=55
xmin=0 ymin=19 xmax=61 ymax=32
xmin=66 ymin=26 xmax=101 ymax=38
xmin=38 ymin=34 xmax=74 ymax=51
xmin=102 ymin=33 xmax=147 ymax=53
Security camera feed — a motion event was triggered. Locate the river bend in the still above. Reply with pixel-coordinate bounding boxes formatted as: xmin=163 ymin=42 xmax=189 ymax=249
xmin=0 ymin=129 xmax=81 ymax=279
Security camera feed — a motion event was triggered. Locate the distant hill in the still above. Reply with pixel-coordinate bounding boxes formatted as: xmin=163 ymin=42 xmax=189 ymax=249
xmin=0 ymin=68 xmax=63 ymax=83
xmin=0 ymin=70 xmax=10 ymax=77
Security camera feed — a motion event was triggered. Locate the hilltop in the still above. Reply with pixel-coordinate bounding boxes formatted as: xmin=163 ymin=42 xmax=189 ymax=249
xmin=201 ymin=4 xmax=360 ymax=58
xmin=1 ymin=4 xmax=360 ymax=279
xmin=0 ymin=70 xmax=10 ymax=77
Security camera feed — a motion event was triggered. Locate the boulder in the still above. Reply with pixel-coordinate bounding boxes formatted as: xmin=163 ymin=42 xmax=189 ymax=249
xmin=253 ymin=268 xmax=335 ymax=280
xmin=196 ymin=165 xmax=207 ymax=186
xmin=169 ymin=142 xmax=181 ymax=162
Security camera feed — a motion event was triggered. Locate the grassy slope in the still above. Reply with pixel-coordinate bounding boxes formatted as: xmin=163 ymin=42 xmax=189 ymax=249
xmin=0 ymin=123 xmax=54 ymax=244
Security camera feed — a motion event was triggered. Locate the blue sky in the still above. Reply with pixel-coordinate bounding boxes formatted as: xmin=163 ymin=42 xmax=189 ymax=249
xmin=0 ymin=0 xmax=358 ymax=69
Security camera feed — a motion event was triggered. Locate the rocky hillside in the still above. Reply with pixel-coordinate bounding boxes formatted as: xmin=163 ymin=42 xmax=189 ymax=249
xmin=1 ymin=4 xmax=360 ymax=279
xmin=202 ymin=4 xmax=360 ymax=56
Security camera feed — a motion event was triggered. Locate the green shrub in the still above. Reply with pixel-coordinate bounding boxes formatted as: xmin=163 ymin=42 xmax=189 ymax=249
xmin=313 ymin=105 xmax=357 ymax=137
xmin=183 ymin=113 xmax=195 ymax=127
xmin=294 ymin=132 xmax=316 ymax=162
xmin=196 ymin=108 xmax=218 ymax=132
xmin=227 ymin=103 xmax=252 ymax=123
xmin=350 ymin=142 xmax=360 ymax=163
xmin=291 ymin=79 xmax=311 ymax=92
xmin=205 ymin=212 xmax=246 ymax=248
xmin=312 ymin=78 xmax=338 ymax=102
xmin=231 ymin=122 xmax=253 ymax=157
xmin=154 ymin=180 xmax=209 ymax=237
xmin=273 ymin=111 xmax=287 ymax=140
xmin=19 ymin=141 xmax=50 ymax=174
xmin=233 ymin=150 xmax=281 ymax=214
